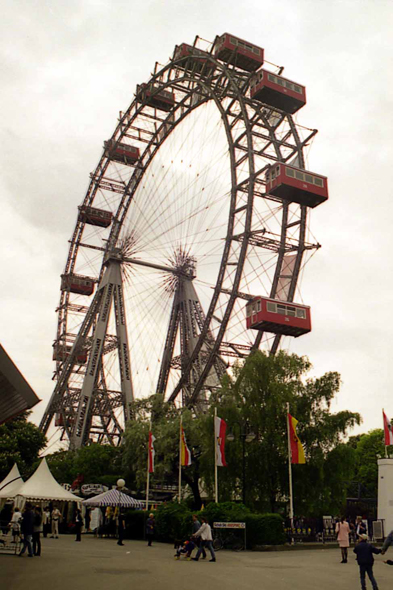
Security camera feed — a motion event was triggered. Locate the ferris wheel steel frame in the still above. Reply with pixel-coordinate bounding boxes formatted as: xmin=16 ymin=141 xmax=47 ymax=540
xmin=40 ymin=36 xmax=321 ymax=448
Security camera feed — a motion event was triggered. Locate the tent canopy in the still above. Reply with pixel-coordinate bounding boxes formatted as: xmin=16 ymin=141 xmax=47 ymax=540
xmin=82 ymin=489 xmax=143 ymax=508
xmin=0 ymin=463 xmax=24 ymax=498
xmin=15 ymin=458 xmax=81 ymax=503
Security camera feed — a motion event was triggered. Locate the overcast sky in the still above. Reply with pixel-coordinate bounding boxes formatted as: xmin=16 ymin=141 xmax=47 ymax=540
xmin=1 ymin=0 xmax=392 ymax=446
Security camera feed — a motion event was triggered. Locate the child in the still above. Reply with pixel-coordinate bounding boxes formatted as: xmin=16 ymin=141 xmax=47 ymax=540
xmin=353 ymin=534 xmax=381 ymax=590
xmin=174 ymin=538 xmax=195 ymax=560
xmin=10 ymin=507 xmax=22 ymax=543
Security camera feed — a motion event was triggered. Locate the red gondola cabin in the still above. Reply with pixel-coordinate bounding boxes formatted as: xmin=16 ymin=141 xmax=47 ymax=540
xmin=104 ymin=140 xmax=140 ymax=165
xmin=61 ymin=274 xmax=95 ymax=296
xmin=214 ymin=33 xmax=264 ymax=71
xmin=265 ymin=163 xmax=328 ymax=208
xmin=78 ymin=206 xmax=113 ymax=228
xmin=246 ymin=296 xmax=311 ymax=337
xmin=173 ymin=43 xmax=215 ymax=74
xmin=52 ymin=344 xmax=88 ymax=365
xmin=250 ymin=69 xmax=306 ymax=114
xmin=137 ymin=84 xmax=175 ymax=112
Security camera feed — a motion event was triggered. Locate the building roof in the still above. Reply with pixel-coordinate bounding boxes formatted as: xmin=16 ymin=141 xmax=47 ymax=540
xmin=0 ymin=344 xmax=40 ymax=424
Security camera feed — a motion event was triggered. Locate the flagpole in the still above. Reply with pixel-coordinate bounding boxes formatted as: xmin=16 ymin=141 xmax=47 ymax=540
xmin=146 ymin=422 xmax=151 ymax=512
xmin=214 ymin=407 xmax=218 ymax=503
xmin=178 ymin=415 xmax=182 ymax=503
xmin=286 ymin=403 xmax=294 ymax=544
xmin=383 ymin=409 xmax=388 ymax=458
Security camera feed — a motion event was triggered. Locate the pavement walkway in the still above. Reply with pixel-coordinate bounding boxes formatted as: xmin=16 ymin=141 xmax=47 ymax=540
xmin=2 ymin=535 xmax=393 ymax=590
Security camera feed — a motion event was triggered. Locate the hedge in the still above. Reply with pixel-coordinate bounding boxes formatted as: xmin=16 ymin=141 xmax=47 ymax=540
xmin=124 ymin=502 xmax=285 ymax=547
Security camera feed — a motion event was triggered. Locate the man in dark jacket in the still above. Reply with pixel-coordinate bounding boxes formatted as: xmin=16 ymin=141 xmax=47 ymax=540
xmin=19 ymin=503 xmax=35 ymax=557
xmin=353 ymin=534 xmax=381 ymax=590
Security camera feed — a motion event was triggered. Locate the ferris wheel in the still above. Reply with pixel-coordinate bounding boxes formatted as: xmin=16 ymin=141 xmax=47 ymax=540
xmin=40 ymin=33 xmax=327 ymax=448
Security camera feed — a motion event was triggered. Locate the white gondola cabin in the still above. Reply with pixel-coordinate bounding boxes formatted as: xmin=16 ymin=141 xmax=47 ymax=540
xmin=265 ymin=163 xmax=328 ymax=208
xmin=214 ymin=33 xmax=264 ymax=71
xmin=137 ymin=83 xmax=175 ymax=112
xmin=246 ymin=296 xmax=311 ymax=337
xmin=104 ymin=140 xmax=140 ymax=165
xmin=250 ymin=69 xmax=306 ymax=114
xmin=61 ymin=274 xmax=95 ymax=296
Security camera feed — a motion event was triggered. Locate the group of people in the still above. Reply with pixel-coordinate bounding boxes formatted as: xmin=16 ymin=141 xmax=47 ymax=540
xmin=336 ymin=515 xmax=393 ymax=590
xmin=174 ymin=515 xmax=216 ymax=562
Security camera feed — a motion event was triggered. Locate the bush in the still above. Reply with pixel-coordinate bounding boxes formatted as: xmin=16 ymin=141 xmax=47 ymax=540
xmin=244 ymin=513 xmax=285 ymax=547
xmin=124 ymin=510 xmax=146 ymax=539
xmin=200 ymin=501 xmax=250 ymax=524
xmin=154 ymin=503 xmax=193 ymax=542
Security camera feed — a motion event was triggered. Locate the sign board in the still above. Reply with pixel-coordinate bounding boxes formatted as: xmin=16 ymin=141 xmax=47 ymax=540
xmin=81 ymin=484 xmax=108 ymax=495
xmin=213 ymin=522 xmax=246 ymax=529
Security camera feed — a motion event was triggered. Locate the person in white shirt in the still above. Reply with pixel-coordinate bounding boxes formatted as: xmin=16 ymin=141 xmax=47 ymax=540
xmin=192 ymin=517 xmax=216 ymax=562
xmin=10 ymin=507 xmax=22 ymax=543
xmin=51 ymin=507 xmax=61 ymax=538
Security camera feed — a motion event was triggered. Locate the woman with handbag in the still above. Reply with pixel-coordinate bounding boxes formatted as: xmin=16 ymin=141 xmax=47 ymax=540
xmin=336 ymin=516 xmax=351 ymax=563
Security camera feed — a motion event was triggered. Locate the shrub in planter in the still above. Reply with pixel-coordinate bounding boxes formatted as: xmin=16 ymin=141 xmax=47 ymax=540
xmin=154 ymin=503 xmax=193 ymax=543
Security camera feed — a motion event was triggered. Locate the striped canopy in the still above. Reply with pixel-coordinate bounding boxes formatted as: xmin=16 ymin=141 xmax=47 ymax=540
xmin=82 ymin=488 xmax=143 ymax=508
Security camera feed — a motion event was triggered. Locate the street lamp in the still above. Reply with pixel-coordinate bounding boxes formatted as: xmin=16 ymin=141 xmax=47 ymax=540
xmin=227 ymin=424 xmax=256 ymax=505
xmin=116 ymin=479 xmax=125 ymax=542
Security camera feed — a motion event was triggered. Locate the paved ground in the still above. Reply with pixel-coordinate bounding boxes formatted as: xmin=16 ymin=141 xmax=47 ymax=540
xmin=2 ymin=535 xmax=393 ymax=590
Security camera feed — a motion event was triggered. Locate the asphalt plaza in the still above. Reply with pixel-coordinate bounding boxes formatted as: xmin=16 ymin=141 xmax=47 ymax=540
xmin=2 ymin=536 xmax=393 ymax=590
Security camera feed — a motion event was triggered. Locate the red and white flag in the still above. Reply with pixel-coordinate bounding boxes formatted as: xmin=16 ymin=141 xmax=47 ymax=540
xmin=383 ymin=411 xmax=393 ymax=446
xmin=148 ymin=431 xmax=156 ymax=473
xmin=215 ymin=416 xmax=227 ymax=467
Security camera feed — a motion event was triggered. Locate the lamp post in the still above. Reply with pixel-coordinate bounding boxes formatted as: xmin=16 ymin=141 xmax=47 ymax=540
xmin=227 ymin=424 xmax=256 ymax=505
xmin=116 ymin=479 xmax=125 ymax=543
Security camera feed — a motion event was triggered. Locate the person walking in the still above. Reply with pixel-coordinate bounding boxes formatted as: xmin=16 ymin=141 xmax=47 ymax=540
xmin=42 ymin=507 xmax=51 ymax=538
xmin=19 ymin=503 xmax=35 ymax=557
xmin=381 ymin=528 xmax=393 ymax=556
xmin=353 ymin=533 xmax=381 ymax=590
xmin=32 ymin=506 xmax=43 ymax=556
xmin=10 ymin=507 xmax=22 ymax=543
xmin=75 ymin=508 xmax=83 ymax=542
xmin=146 ymin=513 xmax=155 ymax=547
xmin=192 ymin=515 xmax=206 ymax=559
xmin=356 ymin=517 xmax=367 ymax=539
xmin=117 ymin=511 xmax=125 ymax=546
xmin=336 ymin=516 xmax=351 ymax=563
xmin=51 ymin=506 xmax=61 ymax=538
xmin=192 ymin=517 xmax=216 ymax=562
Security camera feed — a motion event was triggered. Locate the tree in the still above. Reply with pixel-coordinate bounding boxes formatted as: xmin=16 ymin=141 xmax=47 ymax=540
xmin=207 ymin=350 xmax=361 ymax=515
xmin=122 ymin=395 xmax=210 ymax=508
xmin=350 ymin=429 xmax=385 ymax=499
xmin=45 ymin=444 xmax=123 ymax=488
xmin=0 ymin=412 xmax=47 ymax=481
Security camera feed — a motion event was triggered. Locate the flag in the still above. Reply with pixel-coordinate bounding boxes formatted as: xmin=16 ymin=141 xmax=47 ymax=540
xmin=148 ymin=431 xmax=156 ymax=473
xmin=214 ymin=415 xmax=227 ymax=467
xmin=383 ymin=411 xmax=393 ymax=446
xmin=180 ymin=426 xmax=192 ymax=467
xmin=287 ymin=413 xmax=305 ymax=464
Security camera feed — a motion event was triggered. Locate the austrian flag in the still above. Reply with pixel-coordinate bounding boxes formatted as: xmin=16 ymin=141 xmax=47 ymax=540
xmin=383 ymin=411 xmax=393 ymax=446
xmin=215 ymin=416 xmax=227 ymax=467
xmin=148 ymin=431 xmax=156 ymax=473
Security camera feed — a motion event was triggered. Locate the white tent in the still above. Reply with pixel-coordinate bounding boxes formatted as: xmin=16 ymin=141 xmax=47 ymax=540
xmin=82 ymin=489 xmax=143 ymax=508
xmin=0 ymin=463 xmax=24 ymax=498
xmin=15 ymin=458 xmax=81 ymax=504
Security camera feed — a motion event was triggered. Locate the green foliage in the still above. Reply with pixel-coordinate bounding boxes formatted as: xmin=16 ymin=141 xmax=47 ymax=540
xmin=200 ymin=501 xmax=250 ymax=523
xmin=45 ymin=443 xmax=123 ymax=486
xmin=0 ymin=412 xmax=47 ymax=481
xmin=351 ymin=429 xmax=385 ymax=498
xmin=207 ymin=350 xmax=361 ymax=514
xmin=244 ymin=513 xmax=285 ymax=547
xmin=154 ymin=502 xmax=192 ymax=542
xmin=124 ymin=509 xmax=146 ymax=539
